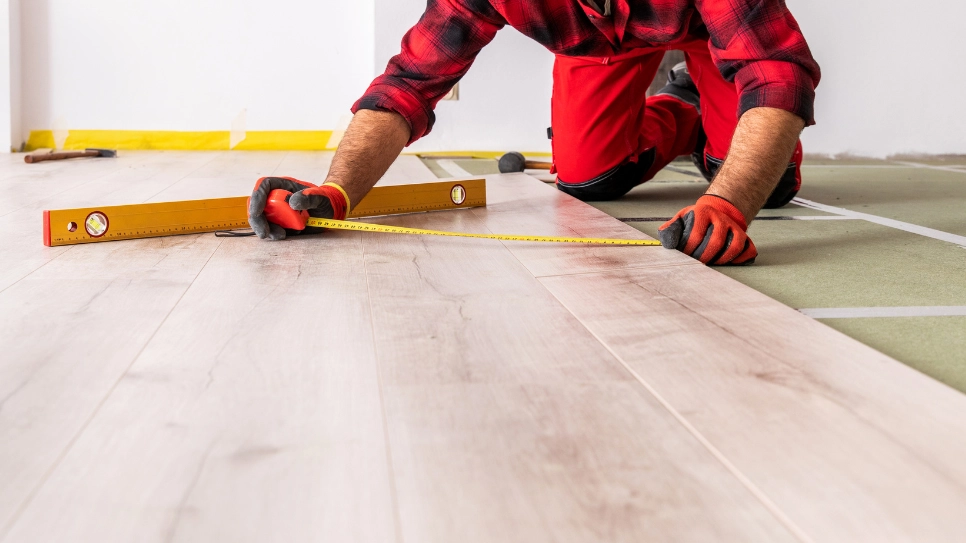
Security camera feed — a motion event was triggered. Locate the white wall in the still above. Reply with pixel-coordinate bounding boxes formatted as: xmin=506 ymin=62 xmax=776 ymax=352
xmin=792 ymin=0 xmax=966 ymax=157
xmin=0 ymin=0 xmax=16 ymax=151
xmin=375 ymin=0 xmax=553 ymax=154
xmin=10 ymin=0 xmax=966 ymax=156
xmin=373 ymin=0 xmax=966 ymax=157
xmin=8 ymin=0 xmax=20 ymax=150
xmin=17 ymin=0 xmax=375 ymax=144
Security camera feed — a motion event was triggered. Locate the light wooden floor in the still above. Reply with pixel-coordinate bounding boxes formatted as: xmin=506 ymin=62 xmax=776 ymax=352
xmin=2 ymin=151 xmax=966 ymax=542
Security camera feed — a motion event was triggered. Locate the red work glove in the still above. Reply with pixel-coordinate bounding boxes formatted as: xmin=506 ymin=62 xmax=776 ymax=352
xmin=657 ymin=195 xmax=757 ymax=265
xmin=248 ymin=177 xmax=348 ymax=241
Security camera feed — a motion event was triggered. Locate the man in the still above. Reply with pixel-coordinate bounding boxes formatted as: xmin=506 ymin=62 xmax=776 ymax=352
xmin=249 ymin=0 xmax=820 ymax=266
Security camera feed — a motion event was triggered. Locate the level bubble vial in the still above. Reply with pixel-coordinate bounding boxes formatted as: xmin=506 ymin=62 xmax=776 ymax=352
xmin=85 ymin=212 xmax=109 ymax=238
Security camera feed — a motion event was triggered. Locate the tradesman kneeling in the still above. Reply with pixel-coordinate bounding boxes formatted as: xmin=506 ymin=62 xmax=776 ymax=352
xmin=249 ymin=0 xmax=821 ymax=266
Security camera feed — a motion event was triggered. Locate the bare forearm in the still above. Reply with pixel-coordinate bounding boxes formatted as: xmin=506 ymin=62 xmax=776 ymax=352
xmin=706 ymin=107 xmax=805 ymax=223
xmin=325 ymin=109 xmax=411 ymax=206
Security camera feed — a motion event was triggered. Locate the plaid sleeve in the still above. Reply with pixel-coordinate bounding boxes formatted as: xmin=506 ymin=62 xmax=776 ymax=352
xmin=352 ymin=0 xmax=505 ymax=145
xmin=696 ymin=0 xmax=821 ymax=125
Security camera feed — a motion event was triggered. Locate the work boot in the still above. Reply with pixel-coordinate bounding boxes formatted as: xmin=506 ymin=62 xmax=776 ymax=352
xmin=655 ymin=61 xmax=700 ymax=112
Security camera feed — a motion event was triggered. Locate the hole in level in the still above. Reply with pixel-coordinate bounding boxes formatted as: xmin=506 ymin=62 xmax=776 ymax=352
xmin=67 ymin=222 xmax=77 ymax=232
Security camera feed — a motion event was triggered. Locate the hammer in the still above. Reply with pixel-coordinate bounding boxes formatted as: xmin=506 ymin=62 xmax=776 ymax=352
xmin=498 ymin=151 xmax=552 ymax=174
xmin=25 ymin=148 xmax=117 ymax=164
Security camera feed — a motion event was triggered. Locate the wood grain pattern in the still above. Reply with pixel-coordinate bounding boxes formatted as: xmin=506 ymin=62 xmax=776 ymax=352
xmin=470 ymin=173 xmax=691 ymax=277
xmin=0 ymin=155 xmax=798 ymax=543
xmin=0 ymin=152 xmax=232 ymax=534
xmin=4 ymin=235 xmax=397 ymax=543
xmin=0 ymin=235 xmax=222 ymax=535
xmin=377 ymin=155 xmax=438 ymax=186
xmin=145 ymin=151 xmax=288 ymax=202
xmin=0 ymin=152 xmax=208 ymax=291
xmin=4 ymin=155 xmax=966 ymax=542
xmin=142 ymin=152 xmax=425 ymax=200
xmin=358 ymin=210 xmax=798 ymax=543
xmin=540 ymin=264 xmax=966 ymax=541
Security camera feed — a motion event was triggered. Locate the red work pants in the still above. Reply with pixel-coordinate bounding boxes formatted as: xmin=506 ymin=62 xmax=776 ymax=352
xmin=551 ymin=38 xmax=802 ymax=205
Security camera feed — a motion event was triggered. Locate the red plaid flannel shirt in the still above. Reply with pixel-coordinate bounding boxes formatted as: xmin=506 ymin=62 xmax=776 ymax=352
xmin=353 ymin=0 xmax=821 ymax=145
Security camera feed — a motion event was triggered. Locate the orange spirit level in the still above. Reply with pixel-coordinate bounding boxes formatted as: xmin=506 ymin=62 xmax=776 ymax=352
xmin=43 ymin=179 xmax=487 ymax=247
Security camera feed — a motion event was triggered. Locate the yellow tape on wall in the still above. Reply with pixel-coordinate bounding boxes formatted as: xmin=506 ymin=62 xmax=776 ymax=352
xmin=25 ymin=129 xmax=555 ymax=156
xmin=25 ymin=130 xmax=336 ymax=152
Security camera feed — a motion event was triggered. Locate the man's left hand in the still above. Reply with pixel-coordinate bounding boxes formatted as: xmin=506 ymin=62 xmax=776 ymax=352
xmin=658 ymin=195 xmax=757 ymax=266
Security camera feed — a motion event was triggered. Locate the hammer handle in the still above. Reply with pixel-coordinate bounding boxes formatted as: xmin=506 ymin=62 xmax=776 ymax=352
xmin=524 ymin=160 xmax=552 ymax=171
xmin=25 ymin=150 xmax=99 ymax=164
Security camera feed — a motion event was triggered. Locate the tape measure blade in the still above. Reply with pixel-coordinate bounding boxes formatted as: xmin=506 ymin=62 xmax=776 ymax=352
xmin=307 ymin=217 xmax=661 ymax=246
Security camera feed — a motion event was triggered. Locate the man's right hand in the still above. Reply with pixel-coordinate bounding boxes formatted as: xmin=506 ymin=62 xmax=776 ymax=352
xmin=248 ymin=177 xmax=348 ymax=240
xmin=247 ymin=109 xmax=409 ymax=240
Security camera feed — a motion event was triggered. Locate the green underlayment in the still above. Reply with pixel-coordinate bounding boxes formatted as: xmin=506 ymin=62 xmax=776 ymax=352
xmin=424 ymin=157 xmax=966 ymax=393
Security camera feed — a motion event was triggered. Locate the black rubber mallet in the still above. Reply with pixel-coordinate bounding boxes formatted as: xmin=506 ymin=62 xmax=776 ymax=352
xmin=26 ymin=148 xmax=118 ymax=164
xmin=498 ymin=151 xmax=552 ymax=174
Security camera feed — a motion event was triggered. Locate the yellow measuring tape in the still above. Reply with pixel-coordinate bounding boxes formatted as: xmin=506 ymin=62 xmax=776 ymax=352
xmin=43 ymin=177 xmax=658 ymax=247
xmin=307 ymin=218 xmax=662 ymax=246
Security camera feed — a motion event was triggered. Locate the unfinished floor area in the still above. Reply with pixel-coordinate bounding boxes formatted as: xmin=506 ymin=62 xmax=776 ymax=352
xmin=2 ymin=151 xmax=966 ymax=542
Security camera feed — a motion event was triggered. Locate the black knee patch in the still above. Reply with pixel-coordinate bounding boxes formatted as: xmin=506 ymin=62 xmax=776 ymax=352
xmin=692 ymin=151 xmax=800 ymax=209
xmin=556 ymin=148 xmax=657 ymax=202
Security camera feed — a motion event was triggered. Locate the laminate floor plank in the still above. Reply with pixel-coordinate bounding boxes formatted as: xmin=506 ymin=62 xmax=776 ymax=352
xmin=170 ymin=151 xmax=284 ymax=179
xmin=0 ymin=152 xmax=222 ymax=292
xmin=377 ymin=155 xmax=438 ymax=186
xmin=470 ymin=174 xmax=966 ymax=540
xmin=3 ymin=235 xmax=397 ymax=543
xmin=271 ymin=151 xmax=334 ymax=184
xmin=146 ymin=152 xmax=428 ymax=201
xmin=540 ymin=265 xmax=966 ymax=541
xmin=0 ymin=154 xmax=147 ymax=217
xmin=470 ymin=173 xmax=689 ymax=277
xmin=3 ymin=187 xmax=799 ymax=542
xmin=146 ymin=151 xmax=287 ymax=202
xmin=0 ymin=151 xmax=234 ymax=535
xmin=0 ymin=235 xmax=222 ymax=537
xmin=52 ymin=152 xmax=224 ymax=207
xmin=6 ymin=153 xmax=966 ymax=542
xmin=356 ymin=210 xmax=799 ymax=543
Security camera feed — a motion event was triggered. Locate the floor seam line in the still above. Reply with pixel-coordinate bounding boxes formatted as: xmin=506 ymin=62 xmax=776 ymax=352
xmin=0 ymin=160 xmax=129 ymax=219
xmin=361 ymin=235 xmax=406 ymax=543
xmin=259 ymin=150 xmax=294 ymax=178
xmin=473 ymin=181 xmax=813 ymax=541
xmin=540 ymin=282 xmax=816 ymax=543
xmin=531 ymin=261 xmax=696 ymax=279
xmin=0 ymin=246 xmax=74 ymax=296
xmin=138 ymin=151 xmax=231 ymax=203
xmin=0 ymin=237 xmax=224 ymax=542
